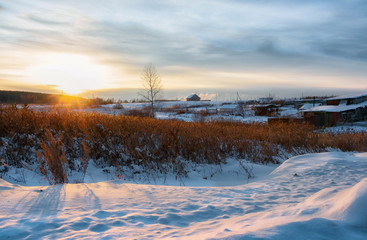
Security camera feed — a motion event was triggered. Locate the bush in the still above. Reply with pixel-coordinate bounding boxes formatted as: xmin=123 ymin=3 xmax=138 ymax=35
xmin=0 ymin=106 xmax=366 ymax=184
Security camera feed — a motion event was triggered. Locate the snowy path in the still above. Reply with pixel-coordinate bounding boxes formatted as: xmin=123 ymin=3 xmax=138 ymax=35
xmin=1 ymin=152 xmax=367 ymax=239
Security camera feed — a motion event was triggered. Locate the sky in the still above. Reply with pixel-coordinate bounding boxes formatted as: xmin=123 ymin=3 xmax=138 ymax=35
xmin=0 ymin=0 xmax=366 ymax=100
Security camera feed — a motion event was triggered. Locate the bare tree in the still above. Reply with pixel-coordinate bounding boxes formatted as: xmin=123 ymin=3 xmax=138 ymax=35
xmin=139 ymin=64 xmax=162 ymax=117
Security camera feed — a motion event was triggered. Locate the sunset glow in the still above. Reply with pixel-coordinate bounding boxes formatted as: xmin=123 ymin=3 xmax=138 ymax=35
xmin=26 ymin=53 xmax=113 ymax=95
xmin=0 ymin=1 xmax=366 ymax=99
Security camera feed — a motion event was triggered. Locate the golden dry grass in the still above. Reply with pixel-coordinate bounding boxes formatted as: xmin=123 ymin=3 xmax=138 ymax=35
xmin=0 ymin=105 xmax=366 ymax=182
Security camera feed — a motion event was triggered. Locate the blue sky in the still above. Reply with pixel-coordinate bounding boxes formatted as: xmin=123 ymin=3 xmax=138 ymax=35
xmin=0 ymin=0 xmax=366 ymax=100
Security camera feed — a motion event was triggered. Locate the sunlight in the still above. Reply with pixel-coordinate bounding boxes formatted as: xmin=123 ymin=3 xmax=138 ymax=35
xmin=27 ymin=53 xmax=114 ymax=95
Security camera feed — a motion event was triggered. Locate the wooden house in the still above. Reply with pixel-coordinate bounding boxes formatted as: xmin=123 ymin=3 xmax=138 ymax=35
xmin=326 ymin=93 xmax=367 ymax=106
xmin=259 ymin=97 xmax=273 ymax=103
xmin=253 ymin=104 xmax=279 ymax=116
xmin=218 ymin=106 xmax=236 ymax=115
xmin=186 ymin=94 xmax=201 ymax=101
xmin=302 ymin=93 xmax=367 ymax=126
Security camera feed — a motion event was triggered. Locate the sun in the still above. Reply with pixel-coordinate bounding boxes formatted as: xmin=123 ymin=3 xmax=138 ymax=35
xmin=27 ymin=53 xmax=113 ymax=95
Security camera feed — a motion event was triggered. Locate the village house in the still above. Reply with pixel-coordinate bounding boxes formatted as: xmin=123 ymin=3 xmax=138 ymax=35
xmin=259 ymin=97 xmax=273 ymax=103
xmin=218 ymin=105 xmax=237 ymax=115
xmin=302 ymin=93 xmax=367 ymax=126
xmin=253 ymin=104 xmax=280 ymax=116
xmin=186 ymin=94 xmax=201 ymax=101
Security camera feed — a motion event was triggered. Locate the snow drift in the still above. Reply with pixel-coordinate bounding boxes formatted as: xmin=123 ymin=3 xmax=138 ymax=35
xmin=1 ymin=152 xmax=367 ymax=239
xmin=327 ymin=178 xmax=367 ymax=226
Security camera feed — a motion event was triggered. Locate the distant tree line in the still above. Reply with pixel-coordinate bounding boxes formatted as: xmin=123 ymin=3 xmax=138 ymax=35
xmin=0 ymin=90 xmax=88 ymax=104
xmin=0 ymin=90 xmax=141 ymax=106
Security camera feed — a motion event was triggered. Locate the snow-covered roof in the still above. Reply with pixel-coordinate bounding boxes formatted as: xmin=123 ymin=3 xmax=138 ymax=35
xmin=299 ymin=103 xmax=322 ymax=110
xmin=259 ymin=97 xmax=273 ymax=100
xmin=218 ymin=108 xmax=236 ymax=112
xmin=219 ymin=104 xmax=238 ymax=109
xmin=327 ymin=93 xmax=367 ymax=101
xmin=303 ymin=101 xmax=367 ymax=113
xmin=255 ymin=104 xmax=278 ymax=108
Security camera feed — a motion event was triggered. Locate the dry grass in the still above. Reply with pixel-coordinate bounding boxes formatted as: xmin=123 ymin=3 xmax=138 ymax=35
xmin=36 ymin=130 xmax=68 ymax=184
xmin=0 ymin=105 xmax=366 ymax=183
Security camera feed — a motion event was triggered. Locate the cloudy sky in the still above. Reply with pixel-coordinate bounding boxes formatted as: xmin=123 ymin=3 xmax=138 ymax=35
xmin=0 ymin=0 xmax=366 ymax=100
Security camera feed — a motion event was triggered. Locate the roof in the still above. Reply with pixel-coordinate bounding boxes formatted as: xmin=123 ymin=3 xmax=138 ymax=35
xmin=327 ymin=93 xmax=367 ymax=101
xmin=255 ymin=104 xmax=278 ymax=108
xmin=303 ymin=101 xmax=367 ymax=113
xmin=259 ymin=97 xmax=273 ymax=100
xmin=299 ymin=103 xmax=322 ymax=110
xmin=218 ymin=104 xmax=237 ymax=110
xmin=187 ymin=94 xmax=199 ymax=98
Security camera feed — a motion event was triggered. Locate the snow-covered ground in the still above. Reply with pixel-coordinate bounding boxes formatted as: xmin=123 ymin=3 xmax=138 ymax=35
xmin=323 ymin=121 xmax=367 ymax=133
xmin=63 ymin=101 xmax=276 ymax=123
xmin=155 ymin=112 xmax=270 ymax=123
xmin=0 ymin=157 xmax=272 ymax=187
xmin=1 ymin=152 xmax=367 ymax=239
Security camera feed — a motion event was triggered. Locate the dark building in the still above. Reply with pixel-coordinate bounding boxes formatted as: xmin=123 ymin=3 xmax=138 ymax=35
xmin=303 ymin=93 xmax=367 ymax=127
xmin=186 ymin=94 xmax=201 ymax=101
xmin=326 ymin=93 xmax=367 ymax=106
xmin=253 ymin=104 xmax=279 ymax=116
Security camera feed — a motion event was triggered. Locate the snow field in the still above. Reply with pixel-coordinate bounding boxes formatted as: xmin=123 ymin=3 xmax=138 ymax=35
xmin=30 ymin=101 xmax=367 ymax=132
xmin=1 ymin=152 xmax=367 ymax=239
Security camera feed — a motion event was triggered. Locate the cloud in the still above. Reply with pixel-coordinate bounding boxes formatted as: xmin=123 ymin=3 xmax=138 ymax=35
xmin=198 ymin=93 xmax=217 ymax=101
xmin=0 ymin=0 xmax=367 ymax=97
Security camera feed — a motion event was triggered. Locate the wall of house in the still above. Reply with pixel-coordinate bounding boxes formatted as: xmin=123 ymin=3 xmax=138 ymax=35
xmin=304 ymin=112 xmax=340 ymax=127
xmin=326 ymin=100 xmax=340 ymax=106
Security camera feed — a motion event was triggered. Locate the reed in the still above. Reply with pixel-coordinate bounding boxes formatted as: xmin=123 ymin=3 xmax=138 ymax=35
xmin=0 ymin=105 xmax=366 ymax=183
